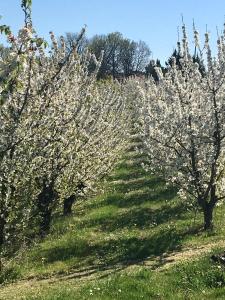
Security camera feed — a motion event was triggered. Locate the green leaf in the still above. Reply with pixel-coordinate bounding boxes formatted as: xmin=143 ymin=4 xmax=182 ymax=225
xmin=0 ymin=25 xmax=11 ymax=35
xmin=21 ymin=0 xmax=32 ymax=9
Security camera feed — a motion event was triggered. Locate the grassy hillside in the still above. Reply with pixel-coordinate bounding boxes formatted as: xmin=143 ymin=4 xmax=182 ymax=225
xmin=1 ymin=143 xmax=225 ymax=299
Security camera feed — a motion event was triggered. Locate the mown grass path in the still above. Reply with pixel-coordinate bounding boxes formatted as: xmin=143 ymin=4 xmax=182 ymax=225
xmin=1 ymin=143 xmax=225 ymax=299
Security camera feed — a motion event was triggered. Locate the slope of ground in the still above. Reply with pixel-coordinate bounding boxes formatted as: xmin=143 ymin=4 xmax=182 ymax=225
xmin=1 ymin=143 xmax=225 ymax=299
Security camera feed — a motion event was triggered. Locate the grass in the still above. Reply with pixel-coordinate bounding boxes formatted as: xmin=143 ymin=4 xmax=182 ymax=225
xmin=1 ymin=143 xmax=225 ymax=299
xmin=4 ymin=256 xmax=225 ymax=300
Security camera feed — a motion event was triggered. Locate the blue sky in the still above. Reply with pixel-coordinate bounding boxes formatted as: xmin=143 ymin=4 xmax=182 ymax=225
xmin=0 ymin=0 xmax=225 ymax=63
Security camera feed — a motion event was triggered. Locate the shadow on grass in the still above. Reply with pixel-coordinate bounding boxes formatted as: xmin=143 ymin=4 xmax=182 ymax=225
xmin=47 ymin=192 xmax=187 ymax=266
xmin=35 ymin=146 xmax=187 ymax=276
xmin=95 ymin=227 xmax=185 ymax=265
xmin=112 ymin=176 xmax=163 ymax=193
xmin=106 ymin=185 xmax=177 ymax=208
xmin=34 ymin=225 xmax=197 ymax=270
xmin=109 ymin=160 xmax=147 ymax=182
xmin=80 ymin=174 xmax=177 ymax=214
xmin=78 ymin=202 xmax=187 ymax=232
xmin=110 ymin=170 xmax=145 ymax=182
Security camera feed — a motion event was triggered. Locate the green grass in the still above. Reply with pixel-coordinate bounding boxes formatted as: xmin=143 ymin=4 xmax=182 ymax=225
xmin=1 ymin=145 xmax=225 ymax=299
xmin=13 ymin=257 xmax=225 ymax=300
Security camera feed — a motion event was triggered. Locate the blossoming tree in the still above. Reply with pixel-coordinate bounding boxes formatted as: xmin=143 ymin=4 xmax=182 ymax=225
xmin=0 ymin=0 xmax=130 ymax=252
xmin=136 ymin=24 xmax=225 ymax=230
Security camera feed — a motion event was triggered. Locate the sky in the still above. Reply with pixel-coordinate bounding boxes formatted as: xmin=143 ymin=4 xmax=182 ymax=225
xmin=0 ymin=0 xmax=225 ymax=63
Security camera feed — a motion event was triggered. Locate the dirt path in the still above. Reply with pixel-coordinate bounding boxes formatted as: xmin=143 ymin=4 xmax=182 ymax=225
xmin=1 ymin=240 xmax=224 ymax=300
xmin=143 ymin=240 xmax=225 ymax=270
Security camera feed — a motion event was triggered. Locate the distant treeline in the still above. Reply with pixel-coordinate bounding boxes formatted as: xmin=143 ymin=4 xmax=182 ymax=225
xmin=0 ymin=32 xmax=205 ymax=81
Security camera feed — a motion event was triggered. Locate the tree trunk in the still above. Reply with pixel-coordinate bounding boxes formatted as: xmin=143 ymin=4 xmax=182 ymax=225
xmin=63 ymin=195 xmax=76 ymax=216
xmin=0 ymin=215 xmax=6 ymax=247
xmin=0 ymin=183 xmax=7 ymax=248
xmin=37 ymin=181 xmax=56 ymax=237
xmin=63 ymin=182 xmax=85 ymax=216
xmin=203 ymin=204 xmax=214 ymax=230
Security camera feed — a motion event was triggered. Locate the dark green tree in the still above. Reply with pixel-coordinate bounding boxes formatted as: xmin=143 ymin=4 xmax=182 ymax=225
xmin=88 ymin=32 xmax=151 ymax=79
xmin=165 ymin=48 xmax=205 ymax=76
xmin=145 ymin=59 xmax=165 ymax=82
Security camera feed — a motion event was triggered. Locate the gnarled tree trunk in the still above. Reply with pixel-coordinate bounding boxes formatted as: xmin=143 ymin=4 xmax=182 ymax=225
xmin=202 ymin=186 xmax=217 ymax=230
xmin=63 ymin=182 xmax=86 ymax=217
xmin=63 ymin=195 xmax=76 ymax=216
xmin=37 ymin=181 xmax=57 ymax=237
xmin=203 ymin=204 xmax=214 ymax=230
xmin=0 ymin=214 xmax=6 ymax=247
